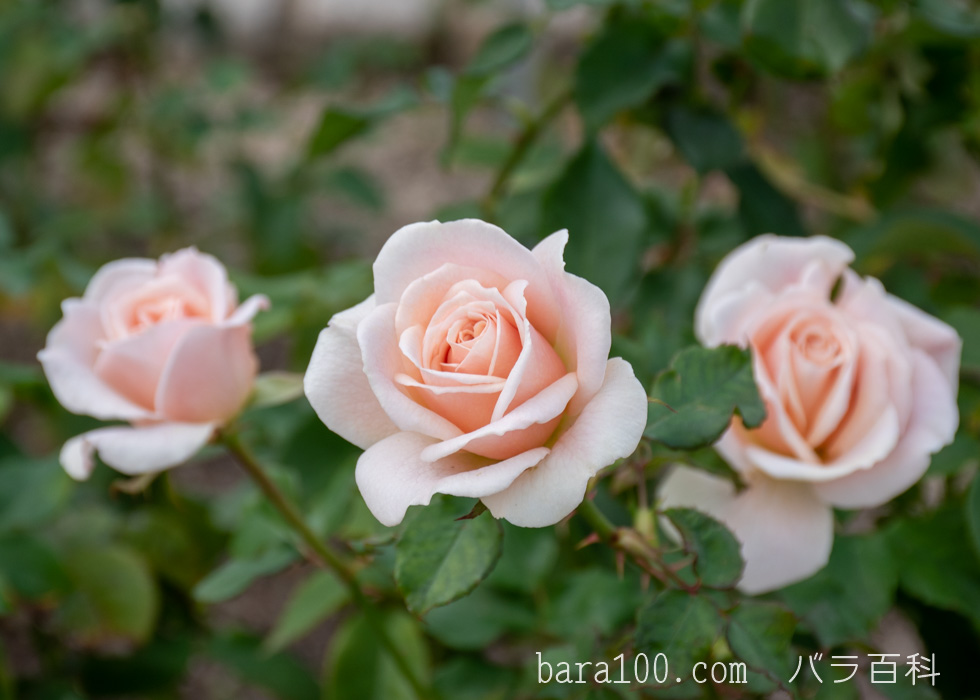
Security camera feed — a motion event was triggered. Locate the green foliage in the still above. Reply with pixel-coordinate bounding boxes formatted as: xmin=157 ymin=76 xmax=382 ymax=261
xmin=395 ymin=496 xmax=503 ymax=615
xmin=635 ymin=590 xmax=724 ymax=680
xmin=664 ymin=508 xmax=744 ymax=588
xmin=647 ymin=345 xmax=766 ymax=449
xmin=265 ymin=571 xmax=348 ymax=653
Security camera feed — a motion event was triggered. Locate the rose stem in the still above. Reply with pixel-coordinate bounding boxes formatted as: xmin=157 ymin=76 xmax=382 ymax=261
xmin=219 ymin=428 xmax=437 ymax=700
xmin=576 ymin=496 xmax=698 ymax=593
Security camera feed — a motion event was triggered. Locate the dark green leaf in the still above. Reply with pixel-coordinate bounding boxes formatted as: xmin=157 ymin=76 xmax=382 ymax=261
xmin=308 ymin=110 xmax=370 ymax=158
xmin=969 ymin=474 xmax=980 ymax=562
xmin=780 ymin=533 xmax=897 ymax=647
xmin=325 ymin=611 xmax=430 ymax=700
xmin=542 ymin=140 xmax=647 ymax=305
xmin=634 ymin=589 xmax=724 ymax=680
xmin=575 ymin=15 xmax=691 ymax=131
xmin=264 ymin=571 xmax=348 ymax=653
xmin=726 ymin=600 xmax=796 ymax=688
xmin=726 ymin=163 xmax=806 ymax=237
xmin=193 ymin=547 xmax=298 ymax=604
xmin=0 ymin=534 xmax=71 ymax=600
xmin=664 ymin=508 xmax=744 ymax=588
xmin=665 ymin=105 xmax=745 ymax=174
xmin=424 ymin=586 xmax=536 ymax=650
xmin=0 ymin=456 xmax=72 ymax=533
xmin=647 ymin=345 xmax=766 ymax=449
xmin=207 ymin=633 xmax=319 ymax=700
xmin=945 ymin=307 xmax=980 ymax=375
xmin=395 ymin=496 xmax=503 ymax=615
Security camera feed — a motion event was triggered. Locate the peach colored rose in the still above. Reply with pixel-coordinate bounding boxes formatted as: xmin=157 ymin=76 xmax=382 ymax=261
xmin=39 ymin=248 xmax=268 ymax=480
xmin=304 ymin=219 xmax=647 ymax=527
xmin=660 ymin=235 xmax=960 ymax=593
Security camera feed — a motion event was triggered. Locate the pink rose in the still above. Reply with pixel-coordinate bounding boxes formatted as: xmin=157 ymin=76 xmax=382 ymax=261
xmin=39 ymin=248 xmax=268 ymax=480
xmin=660 ymin=235 xmax=961 ymax=593
xmin=304 ymin=219 xmax=647 ymax=527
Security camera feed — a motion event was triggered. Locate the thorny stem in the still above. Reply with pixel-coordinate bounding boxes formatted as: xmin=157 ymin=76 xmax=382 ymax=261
xmin=219 ymin=429 xmax=436 ymax=700
xmin=576 ymin=495 xmax=699 ymax=593
xmin=481 ymin=87 xmax=573 ymax=220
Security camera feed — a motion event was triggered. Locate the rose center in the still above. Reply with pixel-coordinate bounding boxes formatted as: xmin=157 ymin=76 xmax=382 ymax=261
xmin=790 ymin=322 xmax=842 ymax=366
xmin=443 ymin=311 xmax=495 ymax=369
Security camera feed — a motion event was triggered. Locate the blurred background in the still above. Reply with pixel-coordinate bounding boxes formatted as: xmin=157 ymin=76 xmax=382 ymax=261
xmin=2 ymin=0 xmax=980 ymax=698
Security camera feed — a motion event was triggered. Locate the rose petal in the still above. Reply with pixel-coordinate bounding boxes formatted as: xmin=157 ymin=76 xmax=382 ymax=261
xmin=158 ymin=247 xmax=235 ymax=321
xmin=155 ymin=324 xmax=258 ymax=423
xmin=481 ymin=358 xmax=646 ymax=527
xmin=658 ymin=466 xmax=834 ymax=594
xmin=226 ymin=294 xmax=270 ymax=326
xmin=419 ymin=372 xmax=578 ymax=462
xmin=354 ymin=431 xmax=549 ymax=527
xmin=885 ymin=294 xmax=961 ymax=389
xmin=83 ymin=258 xmax=157 ymax=304
xmin=696 ymin=235 xmax=854 ymax=345
xmin=304 ymin=296 xmax=399 ymax=449
xmin=532 ymin=229 xmax=612 ymax=415
xmin=372 ymin=219 xmax=560 ymax=341
xmin=38 ymin=300 xmax=153 ymax=421
xmin=60 ymin=421 xmax=216 ymax=480
xmin=815 ymin=350 xmax=959 ymax=508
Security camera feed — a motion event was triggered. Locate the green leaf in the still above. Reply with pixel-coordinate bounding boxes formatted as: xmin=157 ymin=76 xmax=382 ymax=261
xmin=54 ymin=546 xmax=160 ymax=647
xmin=742 ymin=0 xmax=875 ymax=78
xmin=0 ymin=456 xmax=73 ymax=533
xmin=264 ymin=571 xmax=348 ymax=654
xmin=926 ymin=432 xmax=979 ymax=477
xmin=945 ymin=307 xmax=980 ymax=376
xmin=325 ymin=610 xmax=430 ymax=700
xmin=541 ymin=140 xmax=647 ymax=305
xmin=395 ymin=496 xmax=503 ymax=615
xmin=547 ymin=0 xmax=614 ymax=9
xmin=308 ymin=110 xmax=370 ymax=158
xmin=968 ymin=474 xmax=980 ymax=562
xmin=780 ymin=533 xmax=897 ymax=647
xmin=575 ymin=15 xmax=691 ymax=131
xmin=634 ymin=589 xmax=724 ymax=680
xmin=193 ymin=547 xmax=298 ymax=604
xmin=424 ymin=586 xmax=535 ymax=650
xmin=207 ymin=632 xmax=319 ymax=700
xmin=249 ymin=372 xmax=306 ymax=409
xmin=726 ymin=600 xmax=796 ymax=688
xmin=646 ymin=345 xmax=767 ymax=450
xmin=0 ymin=534 xmax=71 ymax=600
xmin=664 ymin=508 xmax=744 ymax=589
xmin=726 ymin=163 xmax=807 ymax=238
xmin=664 ymin=105 xmax=745 ymax=174
xmin=466 ymin=24 xmax=533 ymax=77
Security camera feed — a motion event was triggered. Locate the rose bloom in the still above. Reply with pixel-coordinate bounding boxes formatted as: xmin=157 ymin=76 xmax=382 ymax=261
xmin=39 ymin=248 xmax=268 ymax=480
xmin=660 ymin=235 xmax=961 ymax=593
xmin=304 ymin=219 xmax=647 ymax=527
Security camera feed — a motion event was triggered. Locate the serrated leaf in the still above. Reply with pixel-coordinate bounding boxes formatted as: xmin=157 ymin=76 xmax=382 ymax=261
xmin=646 ymin=345 xmax=766 ymax=449
xmin=726 ymin=600 xmax=796 ymax=688
xmin=264 ymin=571 xmax=348 ymax=654
xmin=193 ymin=547 xmax=297 ymax=604
xmin=395 ymin=496 xmax=502 ymax=615
xmin=575 ymin=15 xmax=691 ymax=131
xmin=634 ymin=589 xmax=724 ymax=680
xmin=665 ymin=508 xmax=743 ymax=589
xmin=325 ymin=611 xmax=430 ymax=700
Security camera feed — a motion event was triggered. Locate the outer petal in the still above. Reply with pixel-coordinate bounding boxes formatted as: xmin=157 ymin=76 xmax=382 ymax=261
xmin=226 ymin=294 xmax=270 ymax=326
xmin=696 ymin=235 xmax=854 ymax=345
xmin=155 ymin=324 xmax=258 ymax=423
xmin=658 ymin=466 xmax=834 ymax=594
xmin=532 ymin=230 xmax=612 ymax=415
xmin=814 ymin=350 xmax=959 ymax=508
xmin=372 ymin=219 xmax=561 ymax=342
xmin=158 ymin=247 xmax=235 ymax=321
xmin=481 ymin=358 xmax=646 ymax=527
xmin=83 ymin=258 xmax=157 ymax=303
xmin=60 ymin=422 xmax=216 ymax=480
xmin=38 ymin=300 xmax=153 ymax=421
xmin=885 ymin=293 xmax=962 ymax=389
xmin=303 ymin=297 xmax=398 ymax=450
xmin=354 ymin=431 xmax=549 ymax=527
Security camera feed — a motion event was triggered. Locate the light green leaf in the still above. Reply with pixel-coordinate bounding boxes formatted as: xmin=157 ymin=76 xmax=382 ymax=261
xmin=646 ymin=345 xmax=766 ymax=450
xmin=249 ymin=372 xmax=306 ymax=409
xmin=264 ymin=571 xmax=348 ymax=654
xmin=395 ymin=496 xmax=502 ymax=615
xmin=193 ymin=547 xmax=298 ymax=604
xmin=664 ymin=508 xmax=744 ymax=589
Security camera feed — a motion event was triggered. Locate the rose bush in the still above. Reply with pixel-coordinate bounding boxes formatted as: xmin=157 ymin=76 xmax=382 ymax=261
xmin=38 ymin=247 xmax=268 ymax=480
xmin=660 ymin=235 xmax=961 ymax=593
xmin=304 ymin=219 xmax=648 ymax=527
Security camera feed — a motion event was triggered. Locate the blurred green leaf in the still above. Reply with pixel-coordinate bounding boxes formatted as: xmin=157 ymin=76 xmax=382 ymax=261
xmin=325 ymin=610 xmax=430 ymax=700
xmin=54 ymin=545 xmax=159 ymax=647
xmin=742 ymin=0 xmax=875 ymax=78
xmin=926 ymin=433 xmax=980 ymax=477
xmin=193 ymin=546 xmax=297 ymax=604
xmin=308 ymin=86 xmax=417 ymax=159
xmin=265 ymin=570 xmax=348 ymax=654
xmin=726 ymin=600 xmax=796 ymax=689
xmin=945 ymin=307 xmax=980 ymax=375
xmin=575 ymin=15 xmax=691 ymax=131
xmin=726 ymin=163 xmax=806 ymax=238
xmin=466 ymin=24 xmax=533 ymax=77
xmin=424 ymin=585 xmax=535 ymax=650
xmin=395 ymin=496 xmax=502 ymax=615
xmin=664 ymin=508 xmax=744 ymax=589
xmin=647 ymin=345 xmax=766 ymax=449
xmin=969 ymin=474 xmax=980 ymax=562
xmin=0 ymin=456 xmax=72 ymax=533
xmin=635 ymin=589 xmax=724 ymax=680
xmin=665 ymin=105 xmax=745 ymax=174
xmin=542 ymin=140 xmax=647 ymax=305
xmin=249 ymin=372 xmax=306 ymax=410
xmin=207 ymin=632 xmax=319 ymax=700
xmin=0 ymin=534 xmax=70 ymax=600
xmin=780 ymin=533 xmax=897 ymax=647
